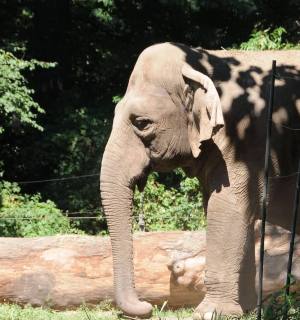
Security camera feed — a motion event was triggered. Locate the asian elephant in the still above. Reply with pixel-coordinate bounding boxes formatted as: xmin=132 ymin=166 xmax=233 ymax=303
xmin=100 ymin=42 xmax=300 ymax=319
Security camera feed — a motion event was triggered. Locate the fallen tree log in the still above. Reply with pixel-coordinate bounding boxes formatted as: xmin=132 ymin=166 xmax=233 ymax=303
xmin=0 ymin=222 xmax=299 ymax=309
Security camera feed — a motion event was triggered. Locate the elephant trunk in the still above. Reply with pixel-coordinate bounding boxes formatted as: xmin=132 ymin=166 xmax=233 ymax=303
xmin=100 ymin=124 xmax=152 ymax=317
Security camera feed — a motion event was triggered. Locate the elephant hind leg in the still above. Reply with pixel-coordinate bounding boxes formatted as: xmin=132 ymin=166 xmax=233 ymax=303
xmin=267 ymin=176 xmax=300 ymax=234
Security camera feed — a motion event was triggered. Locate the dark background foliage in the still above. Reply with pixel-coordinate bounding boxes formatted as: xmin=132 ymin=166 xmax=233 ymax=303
xmin=0 ymin=0 xmax=299 ymax=235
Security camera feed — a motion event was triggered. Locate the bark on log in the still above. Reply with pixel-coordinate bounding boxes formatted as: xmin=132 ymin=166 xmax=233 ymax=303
xmin=0 ymin=222 xmax=299 ymax=309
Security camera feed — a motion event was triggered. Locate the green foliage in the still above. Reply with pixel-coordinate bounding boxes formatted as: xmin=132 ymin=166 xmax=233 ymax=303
xmin=112 ymin=95 xmax=122 ymax=104
xmin=0 ymin=50 xmax=55 ymax=134
xmin=0 ymin=181 xmax=81 ymax=237
xmin=0 ymin=0 xmax=299 ymax=234
xmin=262 ymin=280 xmax=300 ymax=320
xmin=47 ymin=107 xmax=110 ymax=178
xmin=133 ymin=170 xmax=205 ymax=231
xmin=240 ymin=27 xmax=300 ymax=50
xmin=92 ymin=0 xmax=115 ymax=23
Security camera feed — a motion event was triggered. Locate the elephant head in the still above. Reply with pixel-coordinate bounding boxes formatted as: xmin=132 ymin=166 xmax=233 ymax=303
xmin=100 ymin=42 xmax=224 ymax=317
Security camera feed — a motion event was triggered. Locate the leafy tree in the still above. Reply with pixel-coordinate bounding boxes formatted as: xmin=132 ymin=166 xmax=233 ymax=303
xmin=0 ymin=49 xmax=54 ymax=176
xmin=0 ymin=50 xmax=54 ymax=134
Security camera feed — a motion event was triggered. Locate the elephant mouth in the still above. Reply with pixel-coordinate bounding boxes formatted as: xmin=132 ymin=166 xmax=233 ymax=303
xmin=151 ymin=156 xmax=188 ymax=173
xmin=135 ymin=167 xmax=151 ymax=192
xmin=151 ymin=162 xmax=173 ymax=172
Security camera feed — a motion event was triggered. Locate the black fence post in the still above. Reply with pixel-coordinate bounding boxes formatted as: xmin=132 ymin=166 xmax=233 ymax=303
xmin=257 ymin=60 xmax=276 ymax=320
xmin=283 ymin=159 xmax=300 ymax=319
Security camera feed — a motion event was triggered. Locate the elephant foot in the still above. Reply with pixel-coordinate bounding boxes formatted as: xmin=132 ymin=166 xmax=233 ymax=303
xmin=193 ymin=297 xmax=243 ymax=320
xmin=118 ymin=297 xmax=152 ymax=318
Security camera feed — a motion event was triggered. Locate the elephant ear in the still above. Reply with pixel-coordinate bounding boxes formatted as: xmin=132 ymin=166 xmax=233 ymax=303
xmin=182 ymin=63 xmax=224 ymax=158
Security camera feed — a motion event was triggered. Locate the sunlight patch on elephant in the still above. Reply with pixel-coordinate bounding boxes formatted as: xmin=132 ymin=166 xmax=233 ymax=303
xmin=272 ymin=107 xmax=289 ymax=133
xmin=217 ymin=69 xmax=244 ymax=113
xmin=236 ymin=114 xmax=251 ymax=140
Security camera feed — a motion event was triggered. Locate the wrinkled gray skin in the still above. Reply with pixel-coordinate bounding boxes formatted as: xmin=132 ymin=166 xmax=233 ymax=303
xmin=100 ymin=42 xmax=300 ymax=319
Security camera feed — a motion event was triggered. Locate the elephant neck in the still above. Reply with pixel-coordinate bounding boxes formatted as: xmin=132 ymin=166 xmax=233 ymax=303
xmin=183 ymin=128 xmax=229 ymax=187
xmin=194 ymin=137 xmax=229 ymax=188
xmin=182 ymin=141 xmax=215 ymax=178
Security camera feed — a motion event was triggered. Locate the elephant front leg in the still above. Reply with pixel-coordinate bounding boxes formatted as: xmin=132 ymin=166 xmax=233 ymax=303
xmin=194 ymin=190 xmax=257 ymax=319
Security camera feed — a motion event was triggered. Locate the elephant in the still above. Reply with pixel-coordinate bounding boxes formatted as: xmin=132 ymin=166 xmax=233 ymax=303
xmin=100 ymin=42 xmax=300 ymax=319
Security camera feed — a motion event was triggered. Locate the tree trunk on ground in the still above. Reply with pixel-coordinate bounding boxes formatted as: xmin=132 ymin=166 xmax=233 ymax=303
xmin=0 ymin=222 xmax=299 ymax=309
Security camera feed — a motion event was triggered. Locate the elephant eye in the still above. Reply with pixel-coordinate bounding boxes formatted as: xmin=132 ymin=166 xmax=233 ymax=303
xmin=133 ymin=117 xmax=152 ymax=131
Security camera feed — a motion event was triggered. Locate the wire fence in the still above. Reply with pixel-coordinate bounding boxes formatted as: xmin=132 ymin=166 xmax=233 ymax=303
xmin=0 ymin=216 xmax=102 ymax=220
xmin=256 ymin=61 xmax=300 ymax=320
xmin=1 ymin=169 xmax=300 ymax=222
xmin=1 ymin=173 xmax=102 ymax=221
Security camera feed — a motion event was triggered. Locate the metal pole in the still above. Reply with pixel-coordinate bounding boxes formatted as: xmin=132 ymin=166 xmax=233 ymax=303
xmin=138 ymin=192 xmax=145 ymax=231
xmin=257 ymin=60 xmax=276 ymax=320
xmin=283 ymin=159 xmax=300 ymax=319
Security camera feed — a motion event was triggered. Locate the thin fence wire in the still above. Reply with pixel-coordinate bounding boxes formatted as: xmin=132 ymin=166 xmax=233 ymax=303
xmin=16 ymin=173 xmax=99 ymax=185
xmin=4 ymin=169 xmax=300 ymax=186
xmin=279 ymin=124 xmax=300 ymax=131
xmin=275 ymin=73 xmax=300 ymax=81
xmin=269 ymin=171 xmax=300 ymax=179
xmin=66 ymin=210 xmax=102 ymax=215
xmin=0 ymin=216 xmax=103 ymax=220
xmin=0 ymin=207 xmax=104 ymax=220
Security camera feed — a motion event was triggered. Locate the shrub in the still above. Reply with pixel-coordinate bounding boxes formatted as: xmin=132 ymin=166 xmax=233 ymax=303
xmin=0 ymin=181 xmax=82 ymax=237
xmin=239 ymin=27 xmax=300 ymax=50
xmin=133 ymin=169 xmax=205 ymax=231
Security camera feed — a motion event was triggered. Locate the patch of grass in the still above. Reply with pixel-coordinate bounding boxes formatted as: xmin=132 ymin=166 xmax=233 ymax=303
xmin=0 ymin=304 xmax=120 ymax=320
xmin=152 ymin=305 xmax=194 ymax=319
xmin=0 ymin=299 xmax=299 ymax=320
